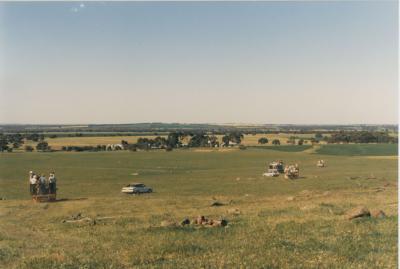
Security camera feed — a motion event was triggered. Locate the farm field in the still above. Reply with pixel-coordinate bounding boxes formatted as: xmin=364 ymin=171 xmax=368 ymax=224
xmin=315 ymin=144 xmax=398 ymax=156
xmin=0 ymin=145 xmax=398 ymax=268
xmin=24 ymin=135 xmax=161 ymax=150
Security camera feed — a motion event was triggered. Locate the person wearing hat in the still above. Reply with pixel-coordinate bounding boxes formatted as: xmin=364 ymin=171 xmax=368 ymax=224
xmin=48 ymin=172 xmax=56 ymax=194
xmin=29 ymin=171 xmax=37 ymax=195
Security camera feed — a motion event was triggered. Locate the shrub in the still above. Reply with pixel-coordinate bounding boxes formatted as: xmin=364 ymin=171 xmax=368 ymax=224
xmin=272 ymin=139 xmax=281 ymax=146
xmin=36 ymin=141 xmax=50 ymax=151
xmin=24 ymin=145 xmax=34 ymax=152
xmin=165 ymin=146 xmax=173 ymax=152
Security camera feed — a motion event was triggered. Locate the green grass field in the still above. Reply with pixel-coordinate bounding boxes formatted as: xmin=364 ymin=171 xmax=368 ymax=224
xmin=251 ymin=145 xmax=313 ymax=152
xmin=0 ymin=145 xmax=397 ymax=268
xmin=316 ymin=144 xmax=398 ymax=156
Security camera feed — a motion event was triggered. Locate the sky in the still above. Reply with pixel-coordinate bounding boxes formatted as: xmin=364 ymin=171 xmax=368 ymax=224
xmin=0 ymin=1 xmax=398 ymax=124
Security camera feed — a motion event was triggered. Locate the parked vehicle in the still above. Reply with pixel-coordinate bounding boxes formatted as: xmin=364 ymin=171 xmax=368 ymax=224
xmin=263 ymin=168 xmax=280 ymax=177
xmin=268 ymin=161 xmax=284 ymax=173
xmin=121 ymin=183 xmax=153 ymax=194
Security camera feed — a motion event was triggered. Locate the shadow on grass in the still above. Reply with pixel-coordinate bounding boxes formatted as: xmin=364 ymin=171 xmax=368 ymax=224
xmin=52 ymin=198 xmax=88 ymax=203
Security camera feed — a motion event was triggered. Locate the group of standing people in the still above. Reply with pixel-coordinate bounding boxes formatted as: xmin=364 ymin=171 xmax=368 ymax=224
xmin=29 ymin=171 xmax=57 ymax=195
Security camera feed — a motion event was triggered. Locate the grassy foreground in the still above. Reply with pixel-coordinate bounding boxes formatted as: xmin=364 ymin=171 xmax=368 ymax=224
xmin=0 ymin=147 xmax=397 ymax=268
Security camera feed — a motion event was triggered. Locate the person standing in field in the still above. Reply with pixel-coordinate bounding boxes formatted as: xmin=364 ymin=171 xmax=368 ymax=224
xmin=48 ymin=172 xmax=56 ymax=194
xmin=29 ymin=171 xmax=37 ymax=195
xmin=34 ymin=174 xmax=40 ymax=195
xmin=39 ymin=174 xmax=47 ymax=194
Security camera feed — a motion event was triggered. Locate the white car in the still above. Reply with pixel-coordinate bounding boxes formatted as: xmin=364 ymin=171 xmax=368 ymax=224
xmin=121 ymin=183 xmax=153 ymax=194
xmin=263 ymin=169 xmax=280 ymax=177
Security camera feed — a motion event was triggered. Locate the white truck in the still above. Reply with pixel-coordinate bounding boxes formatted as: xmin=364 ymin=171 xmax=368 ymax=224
xmin=263 ymin=168 xmax=280 ymax=177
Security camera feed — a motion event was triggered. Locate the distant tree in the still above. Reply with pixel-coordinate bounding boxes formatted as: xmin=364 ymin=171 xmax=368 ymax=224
xmin=222 ymin=135 xmax=230 ymax=146
xmin=0 ymin=136 xmax=9 ymax=152
xmin=258 ymin=137 xmax=269 ymax=144
xmin=288 ymin=136 xmax=296 ymax=145
xmin=188 ymin=133 xmax=209 ymax=147
xmin=298 ymin=139 xmax=304 ymax=145
xmin=208 ymin=135 xmax=219 ymax=147
xmin=127 ymin=144 xmax=137 ymax=151
xmin=272 ymin=139 xmax=281 ymax=146
xmin=8 ymin=133 xmax=24 ymax=146
xmin=221 ymin=132 xmax=243 ymax=146
xmin=36 ymin=141 xmax=50 ymax=151
xmin=315 ymin=133 xmax=323 ymax=140
xmin=121 ymin=140 xmax=129 ymax=149
xmin=24 ymin=145 xmax=34 ymax=152
xmin=12 ymin=142 xmax=22 ymax=149
xmin=26 ymin=133 xmax=40 ymax=142
xmin=166 ymin=132 xmax=186 ymax=148
xmin=165 ymin=145 xmax=173 ymax=152
xmin=136 ymin=138 xmax=151 ymax=150
xmin=49 ymin=134 xmax=58 ymax=139
xmin=153 ymin=136 xmax=167 ymax=148
xmin=96 ymin=145 xmax=107 ymax=151
xmin=230 ymin=132 xmax=244 ymax=144
xmin=239 ymin=145 xmax=247 ymax=150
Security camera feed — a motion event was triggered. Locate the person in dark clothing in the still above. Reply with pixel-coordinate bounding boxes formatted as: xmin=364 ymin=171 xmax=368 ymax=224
xmin=48 ymin=172 xmax=57 ymax=194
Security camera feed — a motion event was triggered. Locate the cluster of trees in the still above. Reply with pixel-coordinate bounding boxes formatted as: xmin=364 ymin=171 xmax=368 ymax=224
xmin=3 ymin=129 xmax=396 ymax=153
xmin=0 ymin=132 xmax=49 ymax=152
xmin=122 ymin=132 xmax=244 ymax=151
xmin=36 ymin=141 xmax=51 ymax=151
xmin=325 ymin=131 xmax=397 ymax=144
xmin=221 ymin=133 xmax=243 ymax=146
xmin=257 ymin=137 xmax=281 ymax=146
xmin=61 ymin=145 xmax=107 ymax=152
xmin=258 ymin=137 xmax=269 ymax=144
xmin=25 ymin=133 xmax=45 ymax=142
xmin=0 ymin=133 xmax=26 ymax=152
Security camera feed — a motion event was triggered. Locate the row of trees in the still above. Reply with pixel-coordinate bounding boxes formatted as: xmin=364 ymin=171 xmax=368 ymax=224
xmin=0 ymin=132 xmax=52 ymax=152
xmin=258 ymin=137 xmax=281 ymax=145
xmin=324 ymin=131 xmax=397 ymax=144
xmin=2 ymin=130 xmax=397 ymax=153
xmin=129 ymin=132 xmax=244 ymax=150
xmin=257 ymin=131 xmax=398 ymax=146
xmin=0 ymin=133 xmax=48 ymax=152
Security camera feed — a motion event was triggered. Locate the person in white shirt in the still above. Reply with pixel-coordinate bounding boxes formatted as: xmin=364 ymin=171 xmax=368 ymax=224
xmin=29 ymin=171 xmax=37 ymax=195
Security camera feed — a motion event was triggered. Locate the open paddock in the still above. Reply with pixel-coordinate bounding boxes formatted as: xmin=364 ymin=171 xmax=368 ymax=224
xmin=0 ymin=145 xmax=397 ymax=268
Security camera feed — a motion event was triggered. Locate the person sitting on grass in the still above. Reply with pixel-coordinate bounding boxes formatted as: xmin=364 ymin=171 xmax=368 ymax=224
xmin=48 ymin=172 xmax=56 ymax=194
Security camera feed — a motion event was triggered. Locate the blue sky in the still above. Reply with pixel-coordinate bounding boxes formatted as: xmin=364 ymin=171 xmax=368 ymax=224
xmin=0 ymin=1 xmax=398 ymax=124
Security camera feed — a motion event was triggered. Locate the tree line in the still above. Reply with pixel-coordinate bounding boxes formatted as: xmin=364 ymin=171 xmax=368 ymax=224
xmin=323 ymin=131 xmax=397 ymax=144
xmin=0 ymin=130 xmax=397 ymax=153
